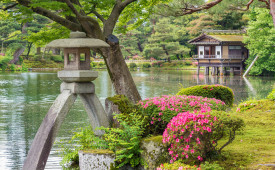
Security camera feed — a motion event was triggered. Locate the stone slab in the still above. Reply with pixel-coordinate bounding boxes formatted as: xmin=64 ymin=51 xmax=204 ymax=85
xmin=58 ymin=70 xmax=98 ymax=82
xmin=79 ymin=150 xmax=115 ymax=170
xmin=61 ymin=82 xmax=95 ymax=94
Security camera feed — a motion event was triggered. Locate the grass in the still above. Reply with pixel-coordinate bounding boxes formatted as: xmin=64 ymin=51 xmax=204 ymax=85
xmin=216 ymin=99 xmax=275 ymax=169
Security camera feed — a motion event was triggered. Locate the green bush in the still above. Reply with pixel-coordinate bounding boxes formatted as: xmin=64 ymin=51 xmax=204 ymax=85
xmin=177 ymin=85 xmax=234 ymax=106
xmin=236 ymin=99 xmax=259 ymax=112
xmin=157 ymin=161 xmax=198 ymax=170
xmin=152 ymin=61 xmax=164 ymax=67
xmin=200 ymin=161 xmax=224 ymax=170
xmin=142 ymin=62 xmax=151 ymax=68
xmin=267 ymin=88 xmax=275 ymax=100
xmin=183 ymin=60 xmax=192 ymax=66
xmin=50 ymin=55 xmax=63 ymax=62
xmin=10 ymin=64 xmax=16 ymax=71
xmin=129 ymin=62 xmax=137 ymax=69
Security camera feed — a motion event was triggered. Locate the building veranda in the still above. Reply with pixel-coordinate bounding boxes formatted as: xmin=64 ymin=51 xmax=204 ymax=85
xmin=189 ymin=30 xmax=249 ymax=76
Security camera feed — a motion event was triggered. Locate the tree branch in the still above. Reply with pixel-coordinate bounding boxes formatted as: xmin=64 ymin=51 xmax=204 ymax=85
xmin=230 ymin=0 xmax=254 ymax=11
xmin=87 ymin=10 xmax=106 ymax=23
xmin=0 ymin=3 xmax=18 ymax=10
xmin=103 ymin=0 xmax=137 ymax=36
xmin=258 ymin=0 xmax=270 ymax=9
xmin=176 ymin=0 xmax=223 ymax=16
xmin=17 ymin=0 xmax=82 ymax=31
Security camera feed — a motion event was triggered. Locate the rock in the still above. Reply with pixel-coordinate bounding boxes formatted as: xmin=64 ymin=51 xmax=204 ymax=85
xmin=140 ymin=136 xmax=169 ymax=170
xmin=79 ymin=149 xmax=115 ymax=170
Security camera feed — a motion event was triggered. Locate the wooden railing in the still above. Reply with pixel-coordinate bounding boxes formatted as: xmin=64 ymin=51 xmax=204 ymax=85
xmin=193 ymin=55 xmax=245 ymax=60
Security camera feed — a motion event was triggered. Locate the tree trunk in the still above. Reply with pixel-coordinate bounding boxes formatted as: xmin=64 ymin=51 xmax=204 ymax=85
xmin=271 ymin=0 xmax=275 ymax=27
xmin=101 ymin=40 xmax=141 ymax=103
xmin=36 ymin=47 xmax=41 ymax=54
xmin=137 ymin=42 xmax=143 ymax=52
xmin=9 ymin=47 xmax=25 ymax=64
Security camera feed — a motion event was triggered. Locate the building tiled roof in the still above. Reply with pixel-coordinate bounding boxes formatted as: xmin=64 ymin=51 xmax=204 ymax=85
xmin=209 ymin=35 xmax=245 ymax=42
xmin=189 ymin=30 xmax=247 ymax=45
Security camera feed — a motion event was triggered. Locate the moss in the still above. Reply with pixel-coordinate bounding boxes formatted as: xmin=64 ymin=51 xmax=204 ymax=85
xmin=82 ymin=149 xmax=114 ymax=155
xmin=142 ymin=135 xmax=163 ymax=144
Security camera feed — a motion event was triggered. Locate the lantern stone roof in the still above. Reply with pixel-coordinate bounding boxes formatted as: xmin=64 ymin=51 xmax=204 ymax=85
xmin=46 ymin=31 xmax=110 ymax=48
xmin=188 ymin=30 xmax=247 ymax=45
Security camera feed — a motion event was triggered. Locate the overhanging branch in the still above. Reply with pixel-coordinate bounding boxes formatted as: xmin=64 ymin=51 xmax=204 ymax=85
xmin=0 ymin=3 xmax=18 ymax=10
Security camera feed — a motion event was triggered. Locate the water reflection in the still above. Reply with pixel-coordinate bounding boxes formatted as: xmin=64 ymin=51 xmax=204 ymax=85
xmin=0 ymin=70 xmax=274 ymax=169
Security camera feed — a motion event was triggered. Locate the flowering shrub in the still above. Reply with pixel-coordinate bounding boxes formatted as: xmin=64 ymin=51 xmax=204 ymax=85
xmin=177 ymin=85 xmax=234 ymax=106
xmin=152 ymin=61 xmax=164 ymax=67
xmin=138 ymin=95 xmax=226 ymax=136
xmin=163 ymin=111 xmax=244 ymax=163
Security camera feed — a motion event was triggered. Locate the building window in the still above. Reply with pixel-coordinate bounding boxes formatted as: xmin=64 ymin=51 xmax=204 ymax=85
xmin=217 ymin=51 xmax=221 ymax=55
xmin=200 ymin=51 xmax=203 ymax=55
xmin=229 ymin=46 xmax=242 ymax=50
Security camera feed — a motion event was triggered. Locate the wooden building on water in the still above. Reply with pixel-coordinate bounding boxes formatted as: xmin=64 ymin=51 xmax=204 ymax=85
xmin=189 ymin=30 xmax=248 ymax=76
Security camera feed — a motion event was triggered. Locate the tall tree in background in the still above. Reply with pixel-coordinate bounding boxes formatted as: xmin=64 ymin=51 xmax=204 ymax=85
xmin=244 ymin=8 xmax=275 ymax=75
xmin=0 ymin=0 xmax=170 ymax=103
xmin=143 ymin=17 xmax=190 ymax=60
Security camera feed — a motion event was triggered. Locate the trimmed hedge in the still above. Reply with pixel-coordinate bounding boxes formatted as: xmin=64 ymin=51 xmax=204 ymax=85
xmin=267 ymin=88 xmax=275 ymax=100
xmin=177 ymin=85 xmax=234 ymax=106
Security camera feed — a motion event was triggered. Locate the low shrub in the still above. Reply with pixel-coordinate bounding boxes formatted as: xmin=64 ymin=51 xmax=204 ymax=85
xmin=138 ymin=95 xmax=226 ymax=136
xmin=50 ymin=55 xmax=63 ymax=62
xmin=10 ymin=64 xmax=16 ymax=71
xmin=163 ymin=111 xmax=244 ymax=164
xmin=142 ymin=62 xmax=151 ymax=68
xmin=236 ymin=100 xmax=259 ymax=112
xmin=183 ymin=60 xmax=192 ymax=66
xmin=157 ymin=161 xmax=199 ymax=170
xmin=177 ymin=85 xmax=234 ymax=106
xmin=200 ymin=161 xmax=224 ymax=170
xmin=267 ymin=87 xmax=275 ymax=100
xmin=129 ymin=62 xmax=137 ymax=69
xmin=152 ymin=61 xmax=164 ymax=68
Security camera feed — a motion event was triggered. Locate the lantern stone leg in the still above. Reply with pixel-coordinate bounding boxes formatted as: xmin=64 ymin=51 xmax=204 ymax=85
xmin=23 ymin=32 xmax=111 ymax=170
xmin=22 ymin=90 xmax=77 ymax=170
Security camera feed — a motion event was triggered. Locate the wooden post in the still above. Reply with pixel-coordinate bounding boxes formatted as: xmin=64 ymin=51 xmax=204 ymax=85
xmin=240 ymin=66 xmax=243 ymax=76
xmin=205 ymin=67 xmax=209 ymax=75
xmin=230 ymin=67 xmax=234 ymax=76
xmin=211 ymin=67 xmax=216 ymax=76
xmin=243 ymin=56 xmax=259 ymax=77
xmin=197 ymin=66 xmax=200 ymax=75
xmin=220 ymin=67 xmax=224 ymax=76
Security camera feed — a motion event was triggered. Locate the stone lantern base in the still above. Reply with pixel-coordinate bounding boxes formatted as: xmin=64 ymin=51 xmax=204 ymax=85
xmin=58 ymin=70 xmax=98 ymax=82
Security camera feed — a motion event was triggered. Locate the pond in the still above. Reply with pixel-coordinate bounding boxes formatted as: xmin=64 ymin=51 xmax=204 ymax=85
xmin=0 ymin=69 xmax=274 ymax=169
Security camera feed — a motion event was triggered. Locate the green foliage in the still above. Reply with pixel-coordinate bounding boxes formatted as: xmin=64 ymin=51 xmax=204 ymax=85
xmin=0 ymin=55 xmax=11 ymax=71
xmin=183 ymin=60 xmax=192 ymax=66
xmin=58 ymin=126 xmax=107 ymax=165
xmin=129 ymin=62 xmax=137 ymax=69
xmin=177 ymin=85 xmax=234 ymax=106
xmin=142 ymin=62 xmax=151 ymax=68
xmin=143 ymin=17 xmax=190 ymax=59
xmin=50 ymin=55 xmax=63 ymax=63
xmin=10 ymin=64 xmax=15 ymax=71
xmin=99 ymin=111 xmax=147 ymax=168
xmin=152 ymin=61 xmax=164 ymax=68
xmin=267 ymin=88 xmax=275 ymax=100
xmin=244 ymin=8 xmax=275 ymax=76
xmin=200 ymin=161 xmax=224 ymax=170
xmin=157 ymin=161 xmax=198 ymax=170
xmin=236 ymin=100 xmax=259 ymax=112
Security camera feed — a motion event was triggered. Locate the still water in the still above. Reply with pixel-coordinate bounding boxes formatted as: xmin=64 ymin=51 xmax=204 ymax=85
xmin=0 ymin=69 xmax=274 ymax=169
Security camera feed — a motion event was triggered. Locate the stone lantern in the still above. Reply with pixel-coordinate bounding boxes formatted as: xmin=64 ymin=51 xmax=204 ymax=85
xmin=23 ymin=32 xmax=110 ymax=170
xmin=46 ymin=31 xmax=109 ymax=82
